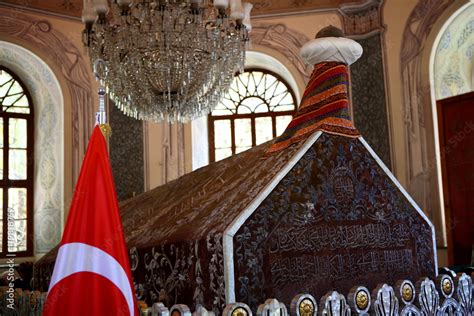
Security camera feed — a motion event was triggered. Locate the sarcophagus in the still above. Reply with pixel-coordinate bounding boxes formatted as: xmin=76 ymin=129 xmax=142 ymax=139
xmin=35 ymin=29 xmax=436 ymax=314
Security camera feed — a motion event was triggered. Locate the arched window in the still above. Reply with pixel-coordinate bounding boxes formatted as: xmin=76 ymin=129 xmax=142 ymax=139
xmin=0 ymin=67 xmax=34 ymax=257
xmin=209 ymin=69 xmax=297 ymax=162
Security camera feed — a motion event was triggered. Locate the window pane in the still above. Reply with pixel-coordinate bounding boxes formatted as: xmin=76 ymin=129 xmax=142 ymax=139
xmin=3 ymin=93 xmax=22 ymax=106
xmin=239 ymin=97 xmax=268 ymax=114
xmin=273 ymin=92 xmax=296 ymax=112
xmin=274 ymin=81 xmax=288 ymax=95
xmin=254 ymin=103 xmax=269 ymax=113
xmin=5 ymin=106 xmax=29 ymax=114
xmin=254 ymin=72 xmax=266 ymax=96
xmin=8 ymin=81 xmax=23 ymax=95
xmin=9 ymin=149 xmax=27 ymax=179
xmin=213 ymin=98 xmax=235 ymax=116
xmin=264 ymin=76 xmax=278 ymax=100
xmin=271 ymin=91 xmax=294 ymax=109
xmin=0 ymin=72 xmax=14 ymax=95
xmin=9 ymin=118 xmax=27 ymax=149
xmin=246 ymin=73 xmax=256 ymax=95
xmin=276 ymin=115 xmax=293 ymax=136
xmin=255 ymin=117 xmax=273 ymax=145
xmin=9 ymin=220 xmax=27 ymax=252
xmin=273 ymin=103 xmax=295 ymax=112
xmin=0 ymin=69 xmax=32 ymax=254
xmin=235 ymin=146 xmax=251 ymax=154
xmin=214 ymin=120 xmax=232 ymax=149
xmin=236 ymin=104 xmax=252 ymax=114
xmin=228 ymin=87 xmax=241 ymax=103
xmin=215 ymin=148 xmax=233 ymax=162
xmin=13 ymin=94 xmax=29 ymax=107
xmin=8 ymin=188 xmax=28 ymax=252
xmin=210 ymin=69 xmax=297 ymax=162
xmin=0 ymin=69 xmax=30 ymax=114
xmin=211 ymin=109 xmax=233 ymax=116
xmin=236 ymin=72 xmax=250 ymax=96
xmin=235 ymin=119 xmax=252 ymax=151
xmin=8 ymin=188 xmax=27 ymax=220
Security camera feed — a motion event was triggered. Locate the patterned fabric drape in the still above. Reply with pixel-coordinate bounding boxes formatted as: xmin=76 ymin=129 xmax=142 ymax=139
xmin=266 ymin=62 xmax=359 ymax=155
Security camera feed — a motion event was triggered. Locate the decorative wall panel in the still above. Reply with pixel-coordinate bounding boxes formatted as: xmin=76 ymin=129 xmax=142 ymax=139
xmin=351 ymin=34 xmax=391 ymax=167
xmin=339 ymin=0 xmax=391 ymax=168
xmin=433 ymin=4 xmax=474 ymax=100
xmin=109 ymin=103 xmax=144 ymax=201
xmin=400 ymin=0 xmax=457 ymax=245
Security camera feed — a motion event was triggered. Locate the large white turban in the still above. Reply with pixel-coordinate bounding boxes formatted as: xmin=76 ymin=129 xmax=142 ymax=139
xmin=300 ymin=37 xmax=363 ymax=66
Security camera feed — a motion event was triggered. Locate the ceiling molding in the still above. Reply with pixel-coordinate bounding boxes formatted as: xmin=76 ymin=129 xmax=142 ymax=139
xmin=0 ymin=2 xmax=81 ymax=21
xmin=1 ymin=0 xmax=365 ymax=19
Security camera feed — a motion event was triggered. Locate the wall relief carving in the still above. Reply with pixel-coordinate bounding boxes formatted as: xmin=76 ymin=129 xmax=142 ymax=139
xmin=250 ymin=23 xmax=312 ymax=83
xmin=340 ymin=1 xmax=383 ymax=36
xmin=0 ymin=7 xmax=94 ymax=185
xmin=400 ymin=0 xmax=457 ymax=244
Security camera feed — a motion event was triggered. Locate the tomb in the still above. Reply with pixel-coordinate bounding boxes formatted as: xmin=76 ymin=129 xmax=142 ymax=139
xmin=35 ymin=28 xmax=436 ymax=313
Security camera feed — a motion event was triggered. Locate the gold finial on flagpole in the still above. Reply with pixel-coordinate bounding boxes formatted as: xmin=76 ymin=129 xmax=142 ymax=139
xmin=93 ymin=59 xmax=112 ymax=138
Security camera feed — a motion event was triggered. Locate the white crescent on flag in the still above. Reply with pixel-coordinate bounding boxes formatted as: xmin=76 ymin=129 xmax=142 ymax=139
xmin=48 ymin=242 xmax=135 ymax=316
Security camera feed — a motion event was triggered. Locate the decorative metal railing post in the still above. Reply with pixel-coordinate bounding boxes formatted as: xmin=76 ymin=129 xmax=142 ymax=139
xmin=437 ymin=274 xmax=460 ymax=315
xmin=348 ymin=286 xmax=371 ymax=315
xmin=416 ymin=278 xmax=439 ymax=316
xmin=372 ymin=284 xmax=398 ymax=316
xmin=320 ymin=291 xmax=351 ymax=316
xmin=396 ymin=280 xmax=421 ymax=316
xmin=6 ymin=270 xmax=473 ymax=315
xmin=455 ymin=273 xmax=473 ymax=315
xmin=257 ymin=298 xmax=288 ymax=316
xmin=290 ymin=294 xmax=318 ymax=316
xmin=223 ymin=303 xmax=253 ymax=316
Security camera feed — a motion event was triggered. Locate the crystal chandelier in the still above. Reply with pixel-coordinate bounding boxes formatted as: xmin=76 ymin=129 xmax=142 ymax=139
xmin=82 ymin=0 xmax=252 ymax=122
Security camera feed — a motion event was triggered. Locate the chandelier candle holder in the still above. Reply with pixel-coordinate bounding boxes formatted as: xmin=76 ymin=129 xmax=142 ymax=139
xmin=82 ymin=0 xmax=252 ymax=122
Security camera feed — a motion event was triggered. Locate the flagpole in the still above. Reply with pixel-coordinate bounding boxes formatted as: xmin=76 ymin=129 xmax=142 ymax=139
xmin=93 ymin=59 xmax=112 ymax=138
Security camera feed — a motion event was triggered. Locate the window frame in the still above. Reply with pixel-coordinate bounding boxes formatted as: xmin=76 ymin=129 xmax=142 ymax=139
xmin=208 ymin=68 xmax=298 ymax=162
xmin=0 ymin=66 xmax=34 ymax=258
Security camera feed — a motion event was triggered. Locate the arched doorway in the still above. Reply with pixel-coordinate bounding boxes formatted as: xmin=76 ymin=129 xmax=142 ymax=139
xmin=398 ymin=0 xmax=473 ymax=267
xmin=430 ymin=3 xmax=474 ymax=265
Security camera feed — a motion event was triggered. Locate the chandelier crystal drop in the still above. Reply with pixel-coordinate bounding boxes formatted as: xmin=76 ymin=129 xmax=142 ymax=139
xmin=82 ymin=0 xmax=252 ymax=122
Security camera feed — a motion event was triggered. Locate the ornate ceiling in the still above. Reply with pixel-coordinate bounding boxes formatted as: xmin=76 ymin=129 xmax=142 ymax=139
xmin=1 ymin=0 xmax=364 ymax=19
xmin=251 ymin=0 xmax=365 ymax=15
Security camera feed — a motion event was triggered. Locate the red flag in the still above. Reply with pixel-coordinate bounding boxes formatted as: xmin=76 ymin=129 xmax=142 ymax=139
xmin=43 ymin=126 xmax=138 ymax=316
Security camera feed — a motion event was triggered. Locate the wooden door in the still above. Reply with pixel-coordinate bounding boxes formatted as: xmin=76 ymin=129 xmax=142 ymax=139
xmin=437 ymin=91 xmax=474 ymax=265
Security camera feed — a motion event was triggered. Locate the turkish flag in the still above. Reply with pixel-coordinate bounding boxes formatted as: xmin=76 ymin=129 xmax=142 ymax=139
xmin=43 ymin=126 xmax=138 ymax=316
